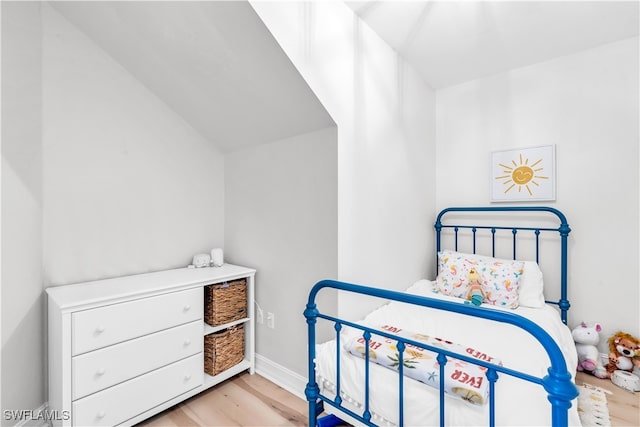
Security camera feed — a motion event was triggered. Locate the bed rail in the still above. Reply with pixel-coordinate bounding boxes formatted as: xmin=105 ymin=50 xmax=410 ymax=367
xmin=435 ymin=206 xmax=571 ymax=324
xmin=305 ymin=280 xmax=578 ymax=427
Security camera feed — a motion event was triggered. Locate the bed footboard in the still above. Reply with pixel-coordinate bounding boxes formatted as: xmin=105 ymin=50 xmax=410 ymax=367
xmin=304 ymin=280 xmax=578 ymax=427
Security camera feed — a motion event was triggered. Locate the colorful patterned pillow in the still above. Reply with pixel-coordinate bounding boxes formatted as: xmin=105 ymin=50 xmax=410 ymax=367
xmin=435 ymin=250 xmax=525 ymax=309
xmin=435 ymin=251 xmax=545 ymax=308
xmin=434 ymin=251 xmax=480 ymax=299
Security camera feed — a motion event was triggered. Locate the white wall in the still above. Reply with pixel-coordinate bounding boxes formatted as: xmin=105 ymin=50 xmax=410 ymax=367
xmin=225 ymin=127 xmax=338 ymax=377
xmin=251 ymin=2 xmax=437 ymax=320
xmin=1 ymin=1 xmax=44 ymax=419
xmin=42 ymin=4 xmax=225 ymax=286
xmin=436 ymin=37 xmax=639 ymax=348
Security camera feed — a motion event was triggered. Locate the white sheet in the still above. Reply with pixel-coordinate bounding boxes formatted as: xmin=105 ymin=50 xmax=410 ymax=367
xmin=315 ymin=280 xmax=581 ymax=426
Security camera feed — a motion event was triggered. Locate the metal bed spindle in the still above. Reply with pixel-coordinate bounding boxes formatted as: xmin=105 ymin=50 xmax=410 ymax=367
xmin=397 ymin=341 xmax=405 ymax=427
xmin=454 ymin=227 xmax=459 ymax=251
xmin=487 ymin=369 xmax=499 ymax=426
xmin=334 ymin=322 xmax=342 ymax=407
xmin=472 ymin=227 xmax=477 ymax=253
xmin=437 ymin=353 xmax=447 ymax=427
xmin=364 ymin=331 xmax=372 ymax=423
xmin=491 ymin=227 xmax=496 ymax=256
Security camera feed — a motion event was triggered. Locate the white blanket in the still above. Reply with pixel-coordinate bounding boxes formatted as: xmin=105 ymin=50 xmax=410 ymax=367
xmin=315 ymin=280 xmax=581 ymax=426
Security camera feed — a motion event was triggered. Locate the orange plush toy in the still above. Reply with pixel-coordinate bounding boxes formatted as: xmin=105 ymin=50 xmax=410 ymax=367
xmin=606 ymin=331 xmax=640 ymax=377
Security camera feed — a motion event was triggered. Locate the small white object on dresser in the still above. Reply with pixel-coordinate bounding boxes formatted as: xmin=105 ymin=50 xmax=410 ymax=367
xmin=46 ymin=264 xmax=256 ymax=427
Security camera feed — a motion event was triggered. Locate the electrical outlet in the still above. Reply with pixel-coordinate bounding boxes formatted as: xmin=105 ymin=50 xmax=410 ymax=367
xmin=256 ymin=307 xmax=264 ymax=324
xmin=266 ymin=312 xmax=275 ymax=329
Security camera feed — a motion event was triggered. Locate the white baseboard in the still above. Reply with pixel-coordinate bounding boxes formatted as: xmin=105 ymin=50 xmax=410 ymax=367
xmin=255 ymin=353 xmax=307 ymax=401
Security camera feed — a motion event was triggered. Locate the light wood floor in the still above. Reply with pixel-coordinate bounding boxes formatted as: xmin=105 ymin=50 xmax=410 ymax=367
xmin=138 ymin=371 xmax=639 ymax=426
xmin=136 ymin=373 xmax=308 ymax=427
xmin=575 ymin=371 xmax=640 ymax=427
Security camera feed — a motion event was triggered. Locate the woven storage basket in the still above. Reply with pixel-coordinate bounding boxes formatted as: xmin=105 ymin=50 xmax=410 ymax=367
xmin=204 ymin=279 xmax=247 ymax=326
xmin=204 ymin=325 xmax=244 ymax=376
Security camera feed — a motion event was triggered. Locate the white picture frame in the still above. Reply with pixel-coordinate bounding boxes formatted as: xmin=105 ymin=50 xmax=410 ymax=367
xmin=491 ymin=145 xmax=556 ymax=202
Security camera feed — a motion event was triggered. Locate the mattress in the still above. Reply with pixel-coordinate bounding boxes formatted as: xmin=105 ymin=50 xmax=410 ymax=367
xmin=314 ymin=280 xmax=581 ymax=426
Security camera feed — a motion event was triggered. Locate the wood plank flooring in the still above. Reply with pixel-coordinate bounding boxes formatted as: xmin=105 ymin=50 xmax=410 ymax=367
xmin=575 ymin=371 xmax=640 ymax=427
xmin=138 ymin=371 xmax=639 ymax=426
xmin=136 ymin=373 xmax=308 ymax=427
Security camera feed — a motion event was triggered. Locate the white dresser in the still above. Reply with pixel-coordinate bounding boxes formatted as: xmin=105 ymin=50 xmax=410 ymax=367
xmin=46 ymin=264 xmax=256 ymax=427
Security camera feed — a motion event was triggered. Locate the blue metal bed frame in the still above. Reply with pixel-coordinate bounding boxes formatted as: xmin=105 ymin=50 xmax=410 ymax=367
xmin=304 ymin=206 xmax=578 ymax=427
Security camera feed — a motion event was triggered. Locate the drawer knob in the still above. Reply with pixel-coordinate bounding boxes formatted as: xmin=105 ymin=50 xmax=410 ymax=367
xmin=95 ymin=326 xmax=106 ymax=334
xmin=184 ymin=374 xmax=192 ymax=382
xmin=96 ymin=368 xmax=106 ymax=376
xmin=183 ymin=304 xmax=191 ymax=312
xmin=97 ymin=411 xmax=106 ymax=419
xmin=183 ymin=339 xmax=191 ymax=346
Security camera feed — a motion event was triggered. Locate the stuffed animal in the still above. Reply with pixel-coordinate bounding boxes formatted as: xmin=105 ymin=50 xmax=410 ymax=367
xmin=464 ymin=268 xmax=485 ymax=306
xmin=571 ymin=322 xmax=608 ymax=378
xmin=606 ymin=331 xmax=640 ymax=376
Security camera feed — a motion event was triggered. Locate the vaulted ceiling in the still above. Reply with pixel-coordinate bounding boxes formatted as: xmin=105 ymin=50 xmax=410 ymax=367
xmin=50 ymin=1 xmax=639 ymax=152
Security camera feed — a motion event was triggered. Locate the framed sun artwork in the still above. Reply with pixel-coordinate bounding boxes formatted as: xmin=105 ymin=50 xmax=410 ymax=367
xmin=490 ymin=145 xmax=556 ymax=202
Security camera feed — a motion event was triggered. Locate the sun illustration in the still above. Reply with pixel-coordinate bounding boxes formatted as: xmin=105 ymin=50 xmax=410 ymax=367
xmin=495 ymin=153 xmax=548 ymax=196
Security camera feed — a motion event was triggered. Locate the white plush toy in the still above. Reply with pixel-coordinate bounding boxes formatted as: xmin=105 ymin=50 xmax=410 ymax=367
xmin=572 ymin=322 xmax=608 ymax=379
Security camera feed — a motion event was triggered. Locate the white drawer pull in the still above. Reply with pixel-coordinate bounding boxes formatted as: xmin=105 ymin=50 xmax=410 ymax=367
xmin=184 ymin=374 xmax=192 ymax=382
xmin=183 ymin=304 xmax=191 ymax=312
xmin=183 ymin=338 xmax=191 ymax=346
xmin=96 ymin=368 xmax=106 ymax=376
xmin=95 ymin=326 xmax=106 ymax=334
xmin=97 ymin=411 xmax=106 ymax=419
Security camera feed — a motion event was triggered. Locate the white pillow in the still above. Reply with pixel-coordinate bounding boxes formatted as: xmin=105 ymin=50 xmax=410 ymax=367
xmin=434 ymin=251 xmax=545 ymax=309
xmin=519 ymin=261 xmax=546 ymax=308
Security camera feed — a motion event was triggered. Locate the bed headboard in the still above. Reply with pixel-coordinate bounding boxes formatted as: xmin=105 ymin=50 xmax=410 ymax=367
xmin=434 ymin=206 xmax=571 ymax=324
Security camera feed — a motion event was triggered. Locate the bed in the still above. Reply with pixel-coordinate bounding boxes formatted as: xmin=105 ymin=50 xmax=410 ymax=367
xmin=304 ymin=206 xmax=580 ymax=427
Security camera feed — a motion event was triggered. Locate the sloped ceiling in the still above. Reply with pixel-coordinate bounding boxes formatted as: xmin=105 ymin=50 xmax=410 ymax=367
xmin=50 ymin=1 xmax=335 ymax=153
xmin=347 ymin=1 xmax=639 ymax=89
xmin=50 ymin=1 xmax=638 ymax=153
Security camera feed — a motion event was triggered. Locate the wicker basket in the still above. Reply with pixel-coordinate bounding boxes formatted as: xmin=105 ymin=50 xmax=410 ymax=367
xmin=204 ymin=325 xmax=244 ymax=376
xmin=204 ymin=279 xmax=247 ymax=326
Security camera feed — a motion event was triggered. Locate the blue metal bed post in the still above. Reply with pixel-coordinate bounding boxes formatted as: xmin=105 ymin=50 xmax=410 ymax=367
xmin=544 ymin=367 xmax=578 ymax=426
xmin=434 ymin=217 xmax=443 ymax=273
xmin=559 ymin=221 xmax=571 ymax=325
xmin=304 ymin=301 xmax=321 ymax=427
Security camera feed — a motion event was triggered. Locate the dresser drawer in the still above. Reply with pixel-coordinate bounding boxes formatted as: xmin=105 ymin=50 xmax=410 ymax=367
xmin=72 ymin=320 xmax=203 ymax=400
xmin=72 ymin=288 xmax=202 ymax=355
xmin=72 ymin=353 xmax=202 ymax=427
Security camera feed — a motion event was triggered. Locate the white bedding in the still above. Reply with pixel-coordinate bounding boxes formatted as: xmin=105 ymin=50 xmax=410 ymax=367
xmin=314 ymin=280 xmax=581 ymax=426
